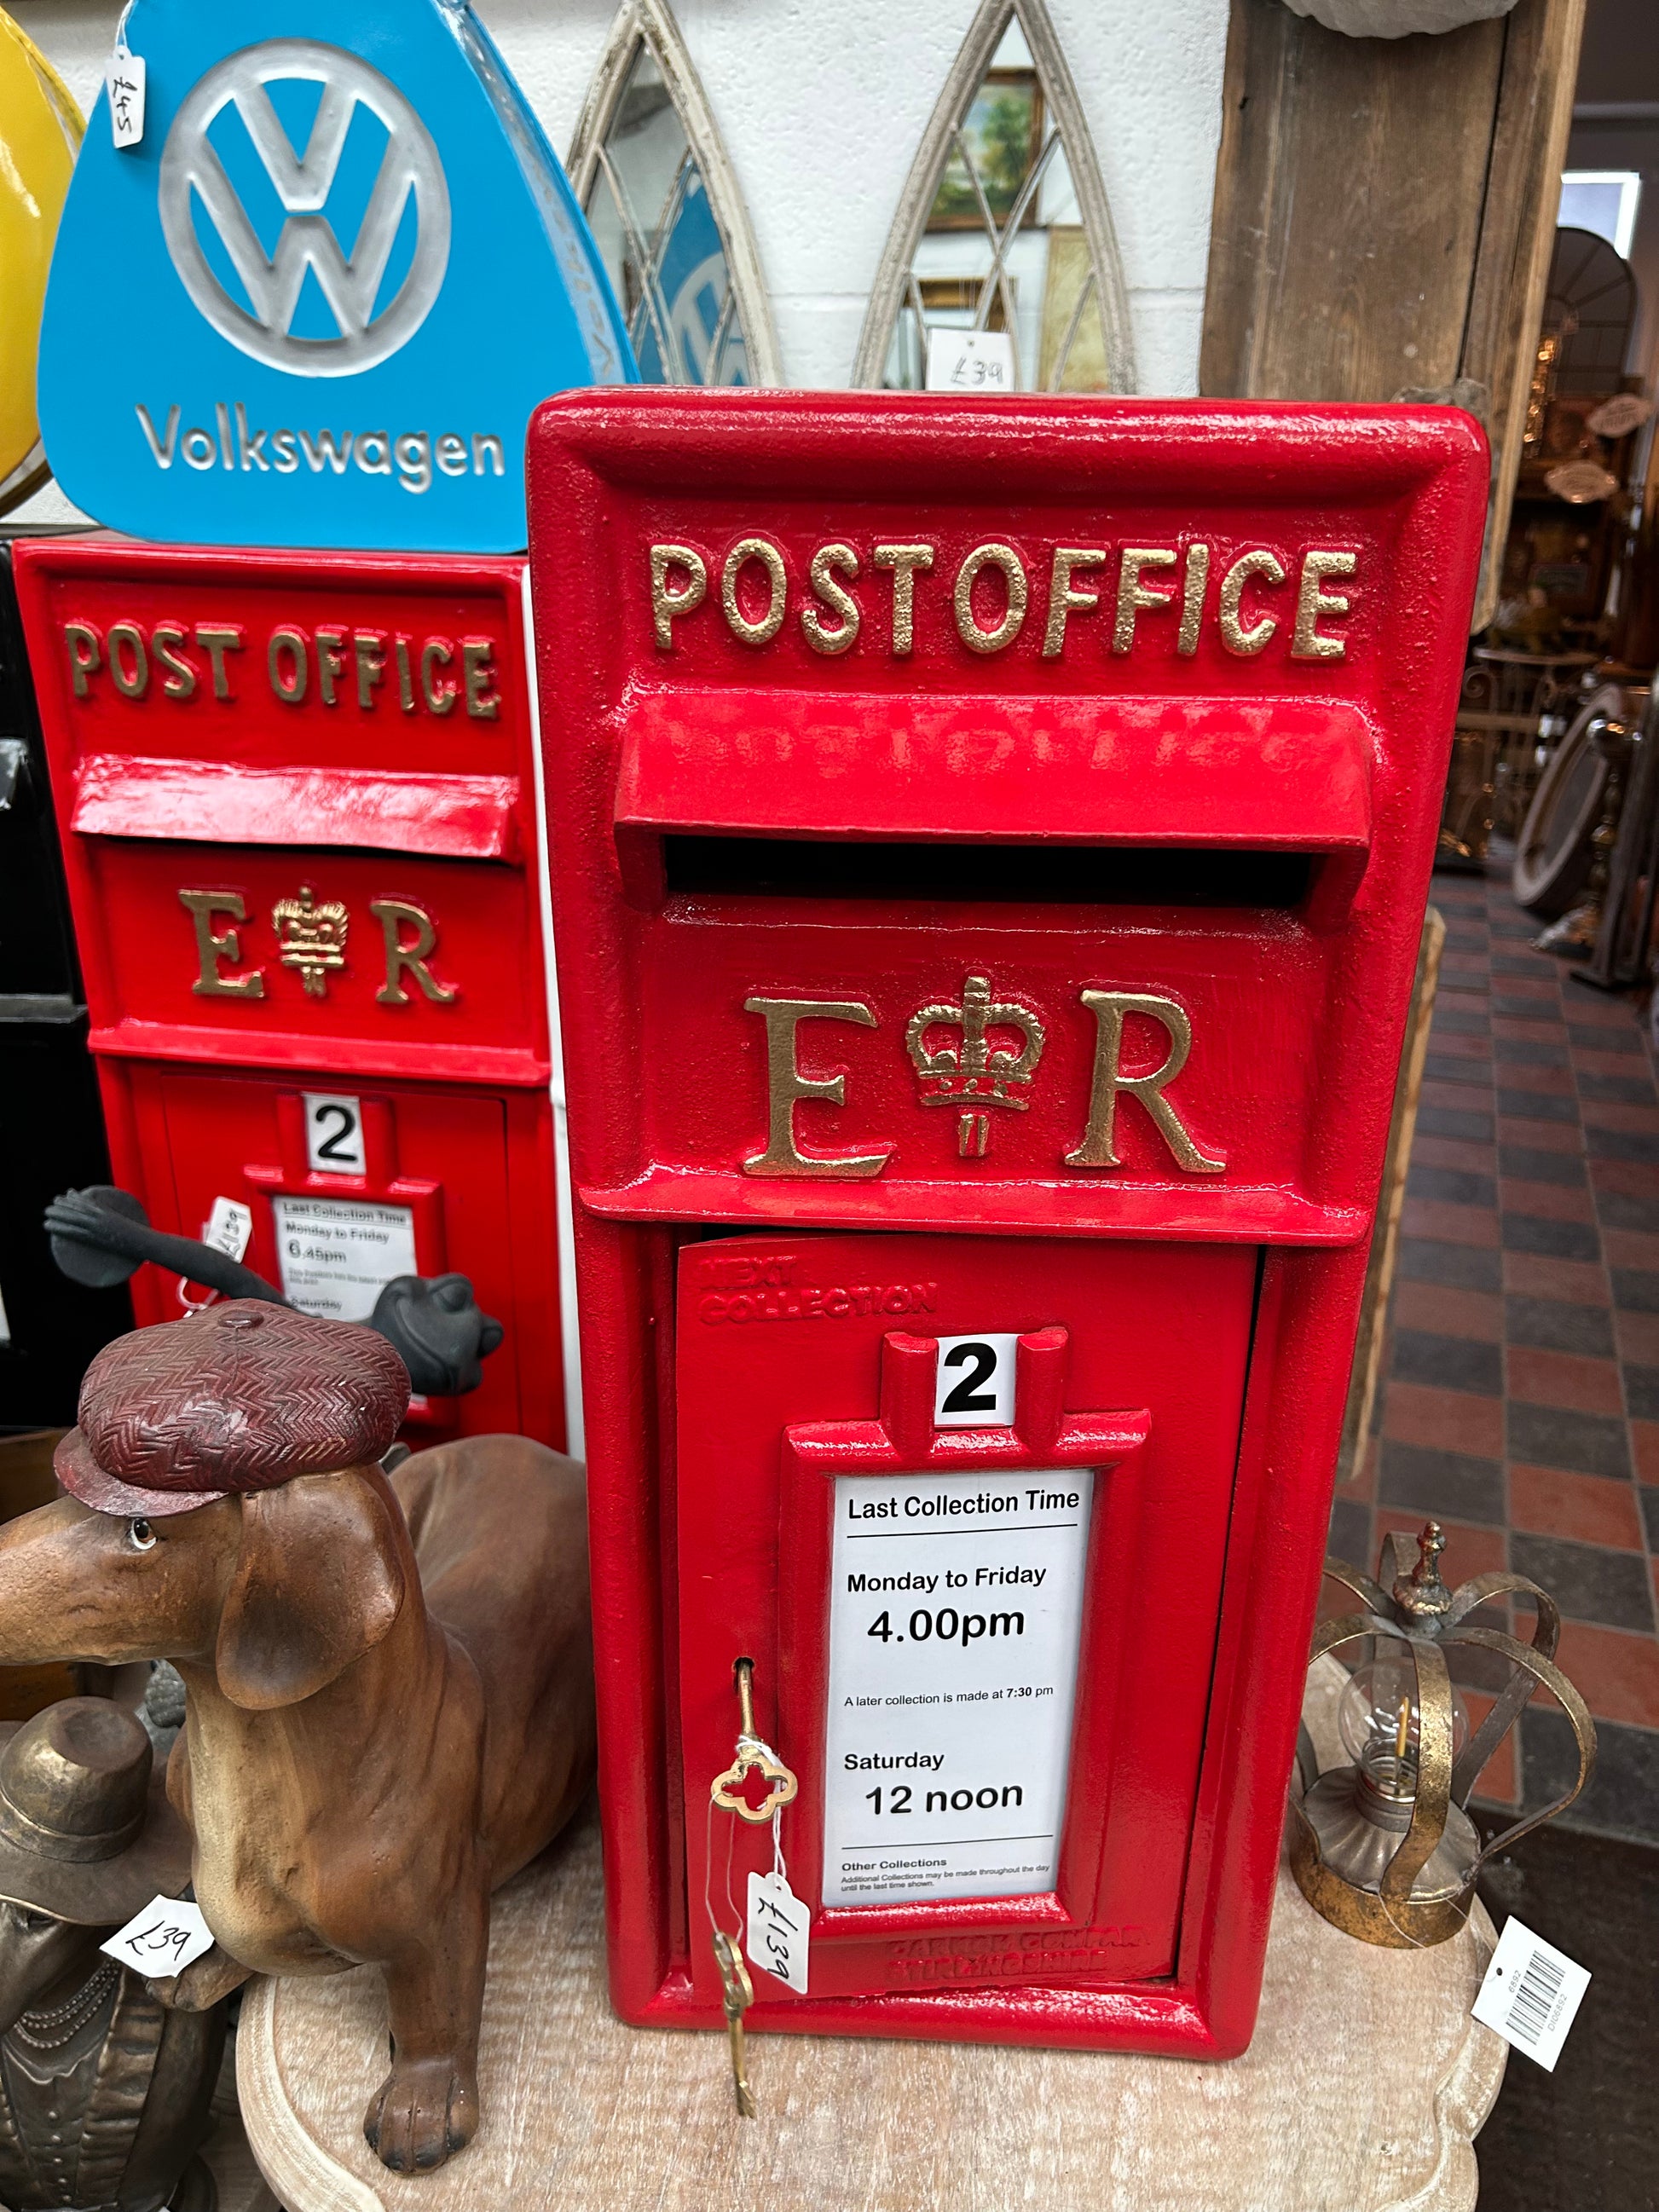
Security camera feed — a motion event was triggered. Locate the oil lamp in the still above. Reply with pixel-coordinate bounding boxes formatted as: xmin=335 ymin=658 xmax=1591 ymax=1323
xmin=1289 ymin=1521 xmax=1597 ymax=1946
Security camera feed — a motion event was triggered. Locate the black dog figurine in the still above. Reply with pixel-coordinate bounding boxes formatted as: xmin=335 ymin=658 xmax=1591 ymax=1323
xmin=43 ymin=1187 xmax=503 ymax=1397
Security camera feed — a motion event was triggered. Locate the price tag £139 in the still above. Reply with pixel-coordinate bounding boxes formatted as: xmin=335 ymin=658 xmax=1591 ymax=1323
xmin=746 ymin=1869 xmax=810 ymax=1995
xmin=101 ymin=1895 xmax=215 ymax=1978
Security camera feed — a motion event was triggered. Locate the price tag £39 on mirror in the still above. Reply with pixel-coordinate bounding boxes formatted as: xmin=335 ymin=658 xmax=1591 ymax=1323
xmin=101 ymin=1895 xmax=215 ymax=1978
xmin=925 ymin=328 xmax=1014 ymax=393
xmin=746 ymin=1870 xmax=810 ymax=1995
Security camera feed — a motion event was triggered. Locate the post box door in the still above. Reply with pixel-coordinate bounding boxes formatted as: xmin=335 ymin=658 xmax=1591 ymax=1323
xmin=136 ymin=1066 xmax=523 ymax=1434
xmin=676 ymin=1229 xmax=1257 ymax=2011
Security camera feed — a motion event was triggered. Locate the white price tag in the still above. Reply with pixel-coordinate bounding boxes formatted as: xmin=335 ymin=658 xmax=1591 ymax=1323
xmin=106 ymin=49 xmax=145 ymax=147
xmin=934 ymin=1333 xmax=1019 ymax=1428
xmin=746 ymin=1869 xmax=810 ymax=1994
xmin=303 ymin=1092 xmax=366 ymax=1174
xmin=101 ymin=1895 xmax=214 ymax=1977
xmin=926 ymin=328 xmax=1015 ymax=393
xmin=1471 ymin=1915 xmax=1590 ymax=2071
xmin=201 ymin=1197 xmax=252 ymax=1265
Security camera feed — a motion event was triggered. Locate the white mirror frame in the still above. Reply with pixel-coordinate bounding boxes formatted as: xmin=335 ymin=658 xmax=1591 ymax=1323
xmin=851 ymin=0 xmax=1136 ymax=396
xmin=568 ymin=0 xmax=782 ymax=389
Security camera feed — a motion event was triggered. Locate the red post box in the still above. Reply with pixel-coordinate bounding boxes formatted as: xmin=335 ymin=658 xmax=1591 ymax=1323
xmin=14 ymin=538 xmax=570 ymax=1448
xmin=527 ymin=391 xmax=1486 ymax=2053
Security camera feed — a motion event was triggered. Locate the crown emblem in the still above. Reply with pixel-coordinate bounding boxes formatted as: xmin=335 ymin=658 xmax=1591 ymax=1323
xmin=905 ymin=974 xmax=1045 ymax=1158
xmin=272 ymin=885 xmax=350 ymax=998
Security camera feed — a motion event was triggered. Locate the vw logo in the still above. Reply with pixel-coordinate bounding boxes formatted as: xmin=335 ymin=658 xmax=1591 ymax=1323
xmin=159 ymin=40 xmax=451 ymax=378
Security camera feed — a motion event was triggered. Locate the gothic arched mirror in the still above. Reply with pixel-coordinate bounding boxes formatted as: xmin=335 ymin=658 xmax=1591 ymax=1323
xmin=569 ymin=0 xmax=779 ymax=387
xmin=853 ymin=0 xmax=1134 ymax=396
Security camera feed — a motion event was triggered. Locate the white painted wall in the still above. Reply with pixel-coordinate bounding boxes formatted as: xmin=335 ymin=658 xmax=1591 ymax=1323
xmin=537 ymin=0 xmax=1230 ymax=396
xmin=8 ymin=0 xmax=1226 ymax=522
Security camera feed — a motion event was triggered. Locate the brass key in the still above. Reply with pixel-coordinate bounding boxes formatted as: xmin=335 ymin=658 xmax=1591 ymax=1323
xmin=710 ymin=1658 xmax=799 ymax=1825
xmin=713 ymin=1930 xmax=757 ymax=2117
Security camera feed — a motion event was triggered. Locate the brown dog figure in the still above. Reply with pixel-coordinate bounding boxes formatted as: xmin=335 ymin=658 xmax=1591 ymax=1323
xmin=0 ymin=1302 xmax=595 ymax=2174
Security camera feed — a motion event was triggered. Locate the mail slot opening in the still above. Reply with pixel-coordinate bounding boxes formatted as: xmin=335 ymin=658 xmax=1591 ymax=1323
xmin=662 ymin=835 xmax=1315 ymax=909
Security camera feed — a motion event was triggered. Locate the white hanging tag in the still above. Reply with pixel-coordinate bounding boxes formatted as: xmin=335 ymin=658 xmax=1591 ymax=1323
xmin=101 ymin=1896 xmax=215 ymax=1977
xmin=107 ymin=40 xmax=145 ymax=148
xmin=1471 ymin=1915 xmax=1590 ymax=2072
xmin=926 ymin=327 xmax=1014 ymax=393
xmin=201 ymin=1197 xmax=252 ymax=1264
xmin=746 ymin=1868 xmax=810 ymax=1995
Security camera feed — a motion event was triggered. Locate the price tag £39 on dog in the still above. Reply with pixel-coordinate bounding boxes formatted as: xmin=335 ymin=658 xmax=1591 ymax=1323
xmin=101 ymin=1896 xmax=215 ymax=1977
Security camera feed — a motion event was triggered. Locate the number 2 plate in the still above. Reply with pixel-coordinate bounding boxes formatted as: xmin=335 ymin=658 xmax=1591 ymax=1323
xmin=303 ymin=1092 xmax=365 ymax=1174
xmin=934 ymin=1332 xmax=1019 ymax=1428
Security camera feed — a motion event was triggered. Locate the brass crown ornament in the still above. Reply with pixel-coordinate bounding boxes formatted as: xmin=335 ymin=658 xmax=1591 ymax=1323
xmin=906 ymin=972 xmax=1045 ymax=1159
xmin=1289 ymin=1521 xmax=1596 ymax=1947
xmin=272 ymin=884 xmax=349 ymax=998
xmin=905 ymin=973 xmax=1045 ymax=1110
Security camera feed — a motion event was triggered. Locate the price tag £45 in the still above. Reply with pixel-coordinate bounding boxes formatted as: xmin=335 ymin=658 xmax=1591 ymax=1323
xmin=101 ymin=1896 xmax=215 ymax=1978
xmin=106 ymin=47 xmax=145 ymax=148
xmin=746 ymin=1870 xmax=810 ymax=1995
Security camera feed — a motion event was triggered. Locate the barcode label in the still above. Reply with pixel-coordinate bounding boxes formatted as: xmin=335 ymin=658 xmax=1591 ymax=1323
xmin=1505 ymin=1947 xmax=1564 ymax=2043
xmin=1471 ymin=1915 xmax=1590 ymax=2072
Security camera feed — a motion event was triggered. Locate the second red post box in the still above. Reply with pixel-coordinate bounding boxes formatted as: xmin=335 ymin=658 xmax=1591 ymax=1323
xmin=15 ymin=539 xmax=571 ymax=1448
xmin=529 ymin=390 xmax=1487 ymax=2055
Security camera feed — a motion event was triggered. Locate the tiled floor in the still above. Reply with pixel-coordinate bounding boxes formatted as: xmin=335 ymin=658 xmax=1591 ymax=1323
xmin=1329 ymin=861 xmax=1659 ymax=1843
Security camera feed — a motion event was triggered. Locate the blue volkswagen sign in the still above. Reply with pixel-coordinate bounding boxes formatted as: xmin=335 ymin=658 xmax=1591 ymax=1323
xmin=38 ymin=2 xmax=635 ymax=551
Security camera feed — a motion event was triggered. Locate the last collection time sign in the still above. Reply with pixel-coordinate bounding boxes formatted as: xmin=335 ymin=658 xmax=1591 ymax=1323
xmin=823 ymin=1467 xmax=1093 ymax=1908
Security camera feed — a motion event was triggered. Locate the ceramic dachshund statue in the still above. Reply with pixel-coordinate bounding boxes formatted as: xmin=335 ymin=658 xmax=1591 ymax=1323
xmin=0 ymin=1302 xmax=595 ymax=2174
xmin=0 ymin=1697 xmax=223 ymax=2212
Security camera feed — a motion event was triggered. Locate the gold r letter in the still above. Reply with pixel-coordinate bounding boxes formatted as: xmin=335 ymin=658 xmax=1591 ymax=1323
xmin=743 ymin=997 xmax=892 ymax=1179
xmin=1066 ymin=990 xmax=1224 ymax=1174
xmin=371 ymin=898 xmax=459 ymax=1007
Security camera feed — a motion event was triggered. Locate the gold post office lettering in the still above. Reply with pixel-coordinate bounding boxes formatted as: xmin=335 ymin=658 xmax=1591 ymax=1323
xmin=650 ymin=537 xmax=1359 ymax=663
xmin=61 ymin=618 xmax=502 ymax=719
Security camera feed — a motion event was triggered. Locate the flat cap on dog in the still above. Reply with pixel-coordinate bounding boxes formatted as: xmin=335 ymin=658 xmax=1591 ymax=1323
xmin=55 ymin=1302 xmax=410 ymax=1518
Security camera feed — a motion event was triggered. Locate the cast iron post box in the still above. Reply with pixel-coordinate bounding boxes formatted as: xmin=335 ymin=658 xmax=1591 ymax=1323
xmin=0 ymin=534 xmax=130 ymax=1423
xmin=527 ymin=391 xmax=1486 ymax=2053
xmin=14 ymin=537 xmax=569 ymax=1447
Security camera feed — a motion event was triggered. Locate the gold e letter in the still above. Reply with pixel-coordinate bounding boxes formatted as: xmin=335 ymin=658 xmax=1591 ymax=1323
xmin=178 ymin=890 xmax=265 ymax=999
xmin=1066 ymin=990 xmax=1224 ymax=1174
xmin=743 ymin=997 xmax=892 ymax=1178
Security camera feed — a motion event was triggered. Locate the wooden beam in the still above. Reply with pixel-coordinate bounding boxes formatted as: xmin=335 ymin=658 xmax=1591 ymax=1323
xmin=1202 ymin=0 xmax=1586 ymax=632
xmin=1459 ymin=0 xmax=1587 ymax=629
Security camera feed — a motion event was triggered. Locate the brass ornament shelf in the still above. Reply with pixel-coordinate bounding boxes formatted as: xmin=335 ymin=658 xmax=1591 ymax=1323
xmin=1289 ymin=1522 xmax=1596 ymax=1948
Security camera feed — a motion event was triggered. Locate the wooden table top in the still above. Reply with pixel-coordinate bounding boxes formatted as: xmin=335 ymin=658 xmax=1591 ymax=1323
xmin=238 ymin=1666 xmax=1507 ymax=2212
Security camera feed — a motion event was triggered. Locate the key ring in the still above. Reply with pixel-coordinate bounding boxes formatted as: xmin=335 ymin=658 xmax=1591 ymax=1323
xmin=710 ymin=1657 xmax=799 ymax=1825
